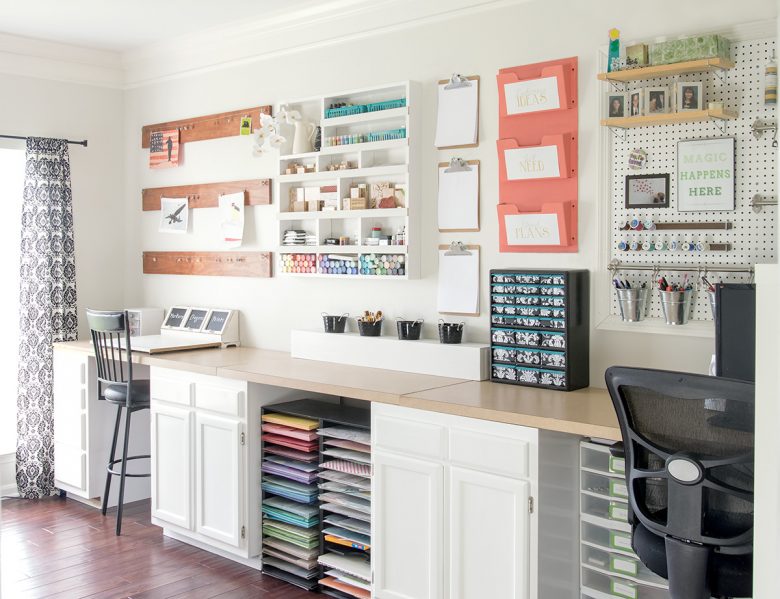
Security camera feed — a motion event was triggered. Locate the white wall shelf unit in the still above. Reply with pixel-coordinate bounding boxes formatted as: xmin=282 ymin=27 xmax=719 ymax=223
xmin=276 ymin=81 xmax=420 ymax=279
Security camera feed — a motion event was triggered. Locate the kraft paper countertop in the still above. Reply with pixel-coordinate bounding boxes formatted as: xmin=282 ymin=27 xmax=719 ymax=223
xmin=55 ymin=341 xmax=619 ymax=440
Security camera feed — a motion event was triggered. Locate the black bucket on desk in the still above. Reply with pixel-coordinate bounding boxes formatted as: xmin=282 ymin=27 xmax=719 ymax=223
xmin=322 ymin=313 xmax=348 ymax=333
xmin=357 ymin=319 xmax=382 ymax=337
xmin=438 ymin=320 xmax=464 ymax=344
xmin=396 ymin=319 xmax=423 ymax=340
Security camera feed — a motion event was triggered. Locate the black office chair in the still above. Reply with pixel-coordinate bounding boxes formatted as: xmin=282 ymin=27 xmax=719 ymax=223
xmin=605 ymin=367 xmax=753 ymax=599
xmin=86 ymin=309 xmax=151 ymax=535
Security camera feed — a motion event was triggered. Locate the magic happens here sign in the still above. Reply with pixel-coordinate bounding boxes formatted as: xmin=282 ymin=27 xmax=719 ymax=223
xmin=677 ymin=137 xmax=735 ymax=212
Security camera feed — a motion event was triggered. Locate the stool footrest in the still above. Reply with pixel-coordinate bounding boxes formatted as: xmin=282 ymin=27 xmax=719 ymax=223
xmin=107 ymin=455 xmax=151 ymax=478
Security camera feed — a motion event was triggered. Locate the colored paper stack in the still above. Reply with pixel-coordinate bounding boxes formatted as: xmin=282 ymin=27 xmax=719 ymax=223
xmin=261 ymin=413 xmax=322 ymax=590
xmin=317 ymin=425 xmax=372 ymax=599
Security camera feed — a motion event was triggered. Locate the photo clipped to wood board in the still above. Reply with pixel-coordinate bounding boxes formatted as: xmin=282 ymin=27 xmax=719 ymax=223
xmin=149 ymin=128 xmax=180 ymax=168
xmin=159 ymin=197 xmax=189 ymax=234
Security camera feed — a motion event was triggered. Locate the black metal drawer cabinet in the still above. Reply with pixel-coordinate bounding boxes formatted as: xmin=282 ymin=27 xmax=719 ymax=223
xmin=490 ymin=269 xmax=589 ymax=391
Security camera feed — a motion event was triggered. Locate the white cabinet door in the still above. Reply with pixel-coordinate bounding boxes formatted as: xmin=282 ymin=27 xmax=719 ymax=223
xmin=150 ymin=404 xmax=192 ymax=530
xmin=449 ymin=467 xmax=531 ymax=599
xmin=373 ymin=450 xmax=445 ymax=599
xmin=53 ymin=351 xmax=87 ymax=491
xmin=195 ymin=412 xmax=243 ymax=548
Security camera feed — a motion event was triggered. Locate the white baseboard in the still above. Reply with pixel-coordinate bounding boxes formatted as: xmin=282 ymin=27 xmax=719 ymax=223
xmin=0 ymin=453 xmax=17 ymax=497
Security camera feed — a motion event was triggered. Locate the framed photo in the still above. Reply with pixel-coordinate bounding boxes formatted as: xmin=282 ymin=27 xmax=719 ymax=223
xmin=677 ymin=137 xmax=735 ymax=212
xmin=627 ymin=89 xmax=643 ymax=117
xmin=606 ymin=92 xmax=627 ymax=118
xmin=644 ymin=87 xmax=669 ymax=114
xmin=625 ymin=174 xmax=670 ymax=209
xmin=677 ymin=82 xmax=703 ymax=111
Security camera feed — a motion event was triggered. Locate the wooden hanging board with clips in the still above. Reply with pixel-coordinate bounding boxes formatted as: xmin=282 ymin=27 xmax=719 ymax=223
xmin=143 ymin=251 xmax=272 ymax=278
xmin=141 ymin=106 xmax=272 ymax=148
xmin=142 ymin=179 xmax=272 ymax=211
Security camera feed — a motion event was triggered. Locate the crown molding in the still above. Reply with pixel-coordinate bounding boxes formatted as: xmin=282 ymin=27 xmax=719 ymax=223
xmin=121 ymin=0 xmax=533 ymax=87
xmin=0 ymin=32 xmax=123 ymax=88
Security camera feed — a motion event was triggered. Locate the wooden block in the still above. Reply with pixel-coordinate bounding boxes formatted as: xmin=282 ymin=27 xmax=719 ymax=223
xmin=143 ymin=252 xmax=272 ymax=277
xmin=141 ymin=179 xmax=271 ymax=211
xmin=141 ymin=106 xmax=272 ymax=148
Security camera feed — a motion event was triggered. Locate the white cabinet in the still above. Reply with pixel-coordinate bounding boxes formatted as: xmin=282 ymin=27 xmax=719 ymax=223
xmin=195 ymin=412 xmax=243 ymax=547
xmin=150 ymin=404 xmax=192 ymax=530
xmin=449 ymin=467 xmax=530 ymax=599
xmin=150 ymin=367 xmax=251 ymax=558
xmin=53 ymin=347 xmax=150 ymax=506
xmin=373 ymin=451 xmax=445 ymax=599
xmin=372 ymin=404 xmax=539 ymax=599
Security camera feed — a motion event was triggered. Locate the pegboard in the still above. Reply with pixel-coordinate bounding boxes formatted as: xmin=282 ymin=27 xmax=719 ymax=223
xmin=608 ymin=38 xmax=777 ymax=322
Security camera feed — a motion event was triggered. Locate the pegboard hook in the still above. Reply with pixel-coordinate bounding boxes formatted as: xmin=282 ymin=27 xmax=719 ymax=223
xmin=751 ymin=118 xmax=777 ymax=146
xmin=607 ymin=127 xmax=626 ymax=141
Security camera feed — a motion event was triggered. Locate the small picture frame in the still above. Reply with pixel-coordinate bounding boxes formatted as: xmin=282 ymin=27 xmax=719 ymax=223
xmin=628 ymin=88 xmax=643 ymax=117
xmin=677 ymin=82 xmax=703 ymax=111
xmin=606 ymin=92 xmax=627 ymax=118
xmin=625 ymin=174 xmax=670 ymax=209
xmin=644 ymin=87 xmax=669 ymax=114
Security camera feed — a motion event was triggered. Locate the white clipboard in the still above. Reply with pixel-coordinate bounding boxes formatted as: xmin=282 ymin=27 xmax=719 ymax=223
xmin=435 ymin=74 xmax=480 ymax=149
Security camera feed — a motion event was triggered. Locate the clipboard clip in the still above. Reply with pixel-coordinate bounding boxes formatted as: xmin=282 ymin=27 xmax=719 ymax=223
xmin=444 ymin=241 xmax=472 ymax=256
xmin=444 ymin=74 xmax=472 ymax=90
xmin=444 ymin=157 xmax=472 ymax=173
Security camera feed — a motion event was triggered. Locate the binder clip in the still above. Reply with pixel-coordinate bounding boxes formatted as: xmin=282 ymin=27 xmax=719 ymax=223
xmin=444 ymin=73 xmax=472 ymax=90
xmin=444 ymin=241 xmax=472 ymax=256
xmin=444 ymin=157 xmax=472 ymax=173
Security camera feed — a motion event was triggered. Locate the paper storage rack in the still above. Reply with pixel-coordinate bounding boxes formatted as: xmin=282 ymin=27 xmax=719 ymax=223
xmin=490 ymin=269 xmax=590 ymax=391
xmin=260 ymin=399 xmax=372 ymax=597
xmin=580 ymin=440 xmax=671 ymax=599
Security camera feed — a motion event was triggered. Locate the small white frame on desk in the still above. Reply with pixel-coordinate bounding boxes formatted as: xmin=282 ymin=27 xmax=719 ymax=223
xmin=290 ymin=330 xmax=489 ymax=380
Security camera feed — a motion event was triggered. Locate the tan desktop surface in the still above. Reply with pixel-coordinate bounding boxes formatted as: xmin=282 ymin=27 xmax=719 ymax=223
xmin=402 ymin=381 xmax=620 ymax=440
xmin=54 ymin=341 xmax=618 ymax=439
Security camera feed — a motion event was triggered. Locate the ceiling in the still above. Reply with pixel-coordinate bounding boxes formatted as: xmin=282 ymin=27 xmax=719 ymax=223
xmin=0 ymin=0 xmax=338 ymax=51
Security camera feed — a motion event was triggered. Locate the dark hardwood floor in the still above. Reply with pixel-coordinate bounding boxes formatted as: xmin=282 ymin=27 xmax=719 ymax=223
xmin=0 ymin=496 xmax=314 ymax=598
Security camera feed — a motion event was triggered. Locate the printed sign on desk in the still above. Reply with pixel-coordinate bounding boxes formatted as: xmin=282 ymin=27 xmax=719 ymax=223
xmin=504 ymin=144 xmax=561 ymax=180
xmin=503 ymin=76 xmax=561 ymax=115
xmin=505 ymin=213 xmax=561 ymax=246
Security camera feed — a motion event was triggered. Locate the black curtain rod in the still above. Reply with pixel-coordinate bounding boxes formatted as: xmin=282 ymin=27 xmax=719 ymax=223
xmin=0 ymin=134 xmax=88 ymax=147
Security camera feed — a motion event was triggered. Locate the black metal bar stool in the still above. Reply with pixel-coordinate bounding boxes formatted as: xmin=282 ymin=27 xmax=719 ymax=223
xmin=86 ymin=309 xmax=151 ymax=536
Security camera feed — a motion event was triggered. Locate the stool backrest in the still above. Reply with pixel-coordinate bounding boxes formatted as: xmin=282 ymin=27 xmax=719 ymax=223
xmin=86 ymin=309 xmax=133 ymax=395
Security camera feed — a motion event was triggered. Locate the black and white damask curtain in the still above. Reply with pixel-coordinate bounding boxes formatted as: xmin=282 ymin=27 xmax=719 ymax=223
xmin=16 ymin=137 xmax=78 ymax=499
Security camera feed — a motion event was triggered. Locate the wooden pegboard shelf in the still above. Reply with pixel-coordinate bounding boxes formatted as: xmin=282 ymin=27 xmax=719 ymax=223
xmin=141 ymin=105 xmax=272 ymax=148
xmin=142 ymin=179 xmax=271 ymax=211
xmin=601 ymin=107 xmax=738 ymax=129
xmin=597 ymin=57 xmax=735 ymax=83
xmin=143 ymin=251 xmax=272 ymax=277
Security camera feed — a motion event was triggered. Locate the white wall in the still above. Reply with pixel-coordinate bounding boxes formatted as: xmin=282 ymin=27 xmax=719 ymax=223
xmin=0 ymin=73 xmax=126 ymax=339
xmin=123 ymin=0 xmax=777 ymax=385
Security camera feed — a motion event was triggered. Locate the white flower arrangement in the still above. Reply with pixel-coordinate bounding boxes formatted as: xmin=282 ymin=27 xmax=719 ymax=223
xmin=252 ymin=106 xmax=301 ymax=155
